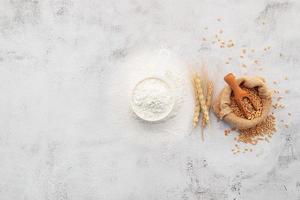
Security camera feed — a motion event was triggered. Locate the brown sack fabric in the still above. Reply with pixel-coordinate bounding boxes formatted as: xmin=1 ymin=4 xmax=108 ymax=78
xmin=213 ymin=76 xmax=272 ymax=129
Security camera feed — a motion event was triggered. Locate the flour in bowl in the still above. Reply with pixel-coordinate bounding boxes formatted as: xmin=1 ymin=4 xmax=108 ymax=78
xmin=131 ymin=78 xmax=174 ymax=121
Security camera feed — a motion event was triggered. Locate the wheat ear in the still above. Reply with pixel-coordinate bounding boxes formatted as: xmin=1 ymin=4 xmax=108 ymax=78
xmin=194 ymin=73 xmax=210 ymax=126
xmin=202 ymin=80 xmax=214 ymax=128
xmin=192 ymin=77 xmax=201 ymax=127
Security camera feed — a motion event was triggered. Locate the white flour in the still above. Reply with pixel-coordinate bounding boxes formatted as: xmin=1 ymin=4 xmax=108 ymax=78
xmin=131 ymin=78 xmax=174 ymax=121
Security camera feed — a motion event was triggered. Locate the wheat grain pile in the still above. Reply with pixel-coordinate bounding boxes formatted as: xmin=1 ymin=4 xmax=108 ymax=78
xmin=229 ymin=86 xmax=276 ymax=145
xmin=230 ymin=87 xmax=263 ymax=120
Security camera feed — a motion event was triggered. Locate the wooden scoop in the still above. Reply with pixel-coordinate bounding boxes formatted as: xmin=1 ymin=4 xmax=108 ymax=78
xmin=224 ymin=73 xmax=258 ymax=119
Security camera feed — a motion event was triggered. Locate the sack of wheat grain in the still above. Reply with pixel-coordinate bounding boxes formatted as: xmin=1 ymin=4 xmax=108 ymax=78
xmin=213 ymin=76 xmax=272 ymax=130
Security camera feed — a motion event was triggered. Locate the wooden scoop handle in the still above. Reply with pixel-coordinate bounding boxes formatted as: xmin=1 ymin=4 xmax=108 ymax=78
xmin=224 ymin=73 xmax=245 ymax=99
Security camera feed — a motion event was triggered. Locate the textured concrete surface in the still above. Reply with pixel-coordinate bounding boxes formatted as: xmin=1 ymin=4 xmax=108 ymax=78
xmin=0 ymin=0 xmax=300 ymax=199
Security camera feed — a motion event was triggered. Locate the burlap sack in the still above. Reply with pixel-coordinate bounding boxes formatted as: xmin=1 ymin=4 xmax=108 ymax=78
xmin=213 ymin=76 xmax=272 ymax=129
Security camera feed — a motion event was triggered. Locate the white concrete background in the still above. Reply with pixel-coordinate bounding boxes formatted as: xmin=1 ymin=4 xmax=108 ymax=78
xmin=0 ymin=0 xmax=300 ymax=199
